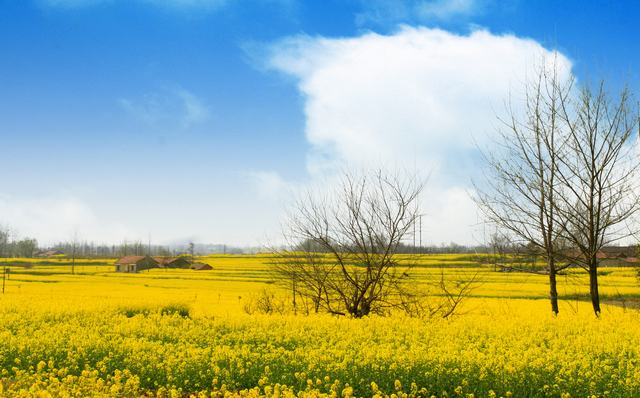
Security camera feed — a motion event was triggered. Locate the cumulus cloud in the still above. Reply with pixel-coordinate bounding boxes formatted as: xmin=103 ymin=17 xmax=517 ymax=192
xmin=119 ymin=86 xmax=210 ymax=129
xmin=262 ymin=26 xmax=573 ymax=245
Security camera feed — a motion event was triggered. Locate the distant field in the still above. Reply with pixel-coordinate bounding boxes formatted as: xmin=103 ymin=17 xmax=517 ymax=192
xmin=1 ymin=254 xmax=638 ymax=314
xmin=1 ymin=254 xmax=640 ymax=397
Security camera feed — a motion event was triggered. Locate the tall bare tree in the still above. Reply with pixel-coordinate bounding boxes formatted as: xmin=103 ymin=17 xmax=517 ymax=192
xmin=477 ymin=60 xmax=640 ymax=316
xmin=475 ymin=62 xmax=573 ymax=315
xmin=554 ymin=83 xmax=640 ymax=315
xmin=277 ymin=169 xmax=424 ymax=317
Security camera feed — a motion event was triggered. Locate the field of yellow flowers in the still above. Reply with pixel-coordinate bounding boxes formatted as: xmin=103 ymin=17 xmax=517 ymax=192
xmin=1 ymin=254 xmax=640 ymax=397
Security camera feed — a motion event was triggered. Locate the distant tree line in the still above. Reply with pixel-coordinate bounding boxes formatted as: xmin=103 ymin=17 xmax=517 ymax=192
xmin=0 ymin=227 xmax=38 ymax=258
xmin=395 ymin=242 xmax=491 ymax=254
xmin=47 ymin=241 xmax=250 ymax=257
xmin=0 ymin=224 xmax=251 ymax=258
xmin=49 ymin=241 xmax=178 ymax=258
xmin=297 ymin=237 xmax=544 ymax=255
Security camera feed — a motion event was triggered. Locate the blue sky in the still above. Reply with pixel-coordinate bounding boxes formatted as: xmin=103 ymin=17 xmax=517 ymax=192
xmin=1 ymin=0 xmax=639 ymax=246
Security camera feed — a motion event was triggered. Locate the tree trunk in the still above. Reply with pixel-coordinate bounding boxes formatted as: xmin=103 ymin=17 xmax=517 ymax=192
xmin=589 ymin=259 xmax=601 ymax=316
xmin=548 ymin=265 xmax=559 ymax=315
xmin=292 ymin=278 xmax=297 ymax=315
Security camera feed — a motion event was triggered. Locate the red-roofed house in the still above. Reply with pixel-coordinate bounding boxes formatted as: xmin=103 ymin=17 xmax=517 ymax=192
xmin=154 ymin=257 xmax=192 ymax=269
xmin=115 ymin=255 xmax=160 ymax=273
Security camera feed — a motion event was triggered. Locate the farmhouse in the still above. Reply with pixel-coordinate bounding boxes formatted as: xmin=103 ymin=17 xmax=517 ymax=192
xmin=563 ymin=246 xmax=639 ymax=267
xmin=190 ymin=262 xmax=212 ymax=271
xmin=600 ymin=256 xmax=640 ymax=267
xmin=115 ymin=255 xmax=160 ymax=273
xmin=600 ymin=246 xmax=637 ymax=258
xmin=155 ymin=257 xmax=192 ymax=269
xmin=35 ymin=250 xmax=64 ymax=258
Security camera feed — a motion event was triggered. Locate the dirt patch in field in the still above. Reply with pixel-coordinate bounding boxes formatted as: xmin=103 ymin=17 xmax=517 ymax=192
xmin=603 ymin=298 xmax=640 ymax=310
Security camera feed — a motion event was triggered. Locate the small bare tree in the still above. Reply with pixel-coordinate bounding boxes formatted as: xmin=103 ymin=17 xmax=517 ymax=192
xmin=277 ymin=169 xmax=424 ymax=317
xmin=554 ymin=83 xmax=640 ymax=316
xmin=0 ymin=226 xmax=10 ymax=259
xmin=475 ymin=62 xmax=573 ymax=315
xmin=395 ymin=269 xmax=480 ymax=319
xmin=274 ymin=249 xmax=331 ymax=314
xmin=487 ymin=231 xmax=512 ymax=272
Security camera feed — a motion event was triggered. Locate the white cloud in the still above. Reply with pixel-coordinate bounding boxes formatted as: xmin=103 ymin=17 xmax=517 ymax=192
xmin=0 ymin=195 xmax=132 ymax=244
xmin=263 ymin=26 xmax=573 ymax=245
xmin=246 ymin=170 xmax=293 ymax=201
xmin=420 ymin=186 xmax=480 ymax=244
xmin=119 ymin=86 xmax=210 ymax=129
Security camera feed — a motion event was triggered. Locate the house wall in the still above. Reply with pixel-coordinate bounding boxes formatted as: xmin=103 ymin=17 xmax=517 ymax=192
xmin=115 ymin=263 xmax=142 ymax=272
xmin=114 ymin=257 xmax=162 ymax=272
xmin=600 ymin=258 xmax=635 ymax=267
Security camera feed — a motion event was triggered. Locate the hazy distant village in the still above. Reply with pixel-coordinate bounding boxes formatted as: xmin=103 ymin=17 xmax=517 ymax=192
xmin=12 ymin=243 xmax=640 ymax=273
xmin=114 ymin=255 xmax=212 ymax=273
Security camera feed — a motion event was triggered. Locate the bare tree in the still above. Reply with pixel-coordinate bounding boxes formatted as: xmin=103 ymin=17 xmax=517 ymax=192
xmin=15 ymin=238 xmax=37 ymax=258
xmin=487 ymin=231 xmax=512 ymax=272
xmin=554 ymin=82 xmax=640 ymax=316
xmin=477 ymin=59 xmax=640 ymax=316
xmin=475 ymin=62 xmax=573 ymax=315
xmin=273 ymin=250 xmax=331 ymax=315
xmin=277 ymin=169 xmax=424 ymax=318
xmin=188 ymin=242 xmax=195 ymax=263
xmin=0 ymin=226 xmax=10 ymax=259
xmin=395 ymin=268 xmax=480 ymax=319
xmin=0 ymin=226 xmax=9 ymax=296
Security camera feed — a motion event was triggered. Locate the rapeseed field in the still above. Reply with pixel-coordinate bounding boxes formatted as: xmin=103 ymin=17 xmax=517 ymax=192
xmin=1 ymin=254 xmax=639 ymax=397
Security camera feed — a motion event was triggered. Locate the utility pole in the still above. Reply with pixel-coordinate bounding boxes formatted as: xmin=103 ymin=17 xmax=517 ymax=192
xmin=72 ymin=245 xmax=76 ymax=275
xmin=292 ymin=275 xmax=297 ymax=315
xmin=70 ymin=230 xmax=79 ymax=275
xmin=419 ymin=214 xmax=422 ymax=253
xmin=413 ymin=221 xmax=416 ymax=253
